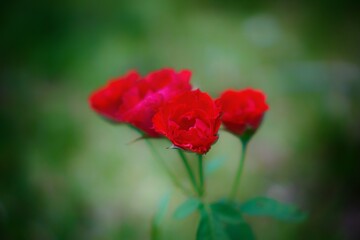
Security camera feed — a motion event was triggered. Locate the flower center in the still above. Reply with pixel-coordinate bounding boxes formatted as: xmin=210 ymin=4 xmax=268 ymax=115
xmin=179 ymin=116 xmax=196 ymax=130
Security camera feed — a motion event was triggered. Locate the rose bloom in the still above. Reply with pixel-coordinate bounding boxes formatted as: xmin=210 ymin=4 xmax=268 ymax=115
xmin=89 ymin=68 xmax=192 ymax=137
xmin=153 ymin=89 xmax=222 ymax=154
xmin=217 ymin=88 xmax=269 ymax=136
xmin=89 ymin=70 xmax=140 ymax=121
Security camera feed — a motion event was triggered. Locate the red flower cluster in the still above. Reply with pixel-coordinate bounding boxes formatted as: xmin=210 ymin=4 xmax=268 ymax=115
xmin=89 ymin=68 xmax=269 ymax=154
xmin=89 ymin=69 xmax=191 ymax=137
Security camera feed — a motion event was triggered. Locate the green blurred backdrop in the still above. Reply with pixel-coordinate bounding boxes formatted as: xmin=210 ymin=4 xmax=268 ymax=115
xmin=1 ymin=0 xmax=360 ymax=239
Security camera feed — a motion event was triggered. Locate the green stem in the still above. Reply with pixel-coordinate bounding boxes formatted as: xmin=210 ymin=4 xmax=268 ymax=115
xmin=177 ymin=150 xmax=200 ymax=195
xmin=204 ymin=203 xmax=216 ymax=240
xmin=229 ymin=140 xmax=248 ymax=200
xmin=198 ymin=154 xmax=204 ymax=197
xmin=145 ymin=139 xmax=192 ymax=196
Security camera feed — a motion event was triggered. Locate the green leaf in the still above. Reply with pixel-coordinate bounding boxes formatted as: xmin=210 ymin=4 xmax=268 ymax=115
xmin=173 ymin=198 xmax=202 ymax=219
xmin=211 ymin=201 xmax=244 ymax=224
xmin=151 ymin=192 xmax=171 ymax=240
xmin=205 ymin=156 xmax=226 ymax=175
xmin=240 ymin=197 xmax=308 ymax=222
xmin=196 ymin=207 xmax=229 ymax=240
xmin=225 ymin=221 xmax=255 ymax=240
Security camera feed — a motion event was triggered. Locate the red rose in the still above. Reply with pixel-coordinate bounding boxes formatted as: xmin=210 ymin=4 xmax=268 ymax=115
xmin=153 ymin=89 xmax=222 ymax=154
xmin=217 ymin=88 xmax=269 ymax=136
xmin=119 ymin=68 xmax=192 ymax=136
xmin=89 ymin=70 xmax=140 ymax=121
xmin=89 ymin=68 xmax=192 ymax=137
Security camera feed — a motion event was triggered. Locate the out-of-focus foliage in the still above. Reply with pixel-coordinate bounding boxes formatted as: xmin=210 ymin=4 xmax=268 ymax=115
xmin=1 ymin=0 xmax=359 ymax=239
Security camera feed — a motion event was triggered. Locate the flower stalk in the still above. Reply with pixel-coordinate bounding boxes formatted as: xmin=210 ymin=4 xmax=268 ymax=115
xmin=177 ymin=150 xmax=200 ymax=196
xmin=229 ymin=139 xmax=248 ymax=200
xmin=198 ymin=154 xmax=204 ymax=197
xmin=145 ymin=139 xmax=192 ymax=196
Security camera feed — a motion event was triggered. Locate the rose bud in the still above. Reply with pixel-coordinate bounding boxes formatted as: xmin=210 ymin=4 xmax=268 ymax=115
xmin=217 ymin=88 xmax=269 ymax=140
xmin=153 ymin=89 xmax=222 ymax=154
xmin=89 ymin=70 xmax=140 ymax=122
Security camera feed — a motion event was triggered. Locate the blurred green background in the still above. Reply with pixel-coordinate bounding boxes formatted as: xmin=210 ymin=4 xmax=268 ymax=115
xmin=1 ymin=0 xmax=360 ymax=239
